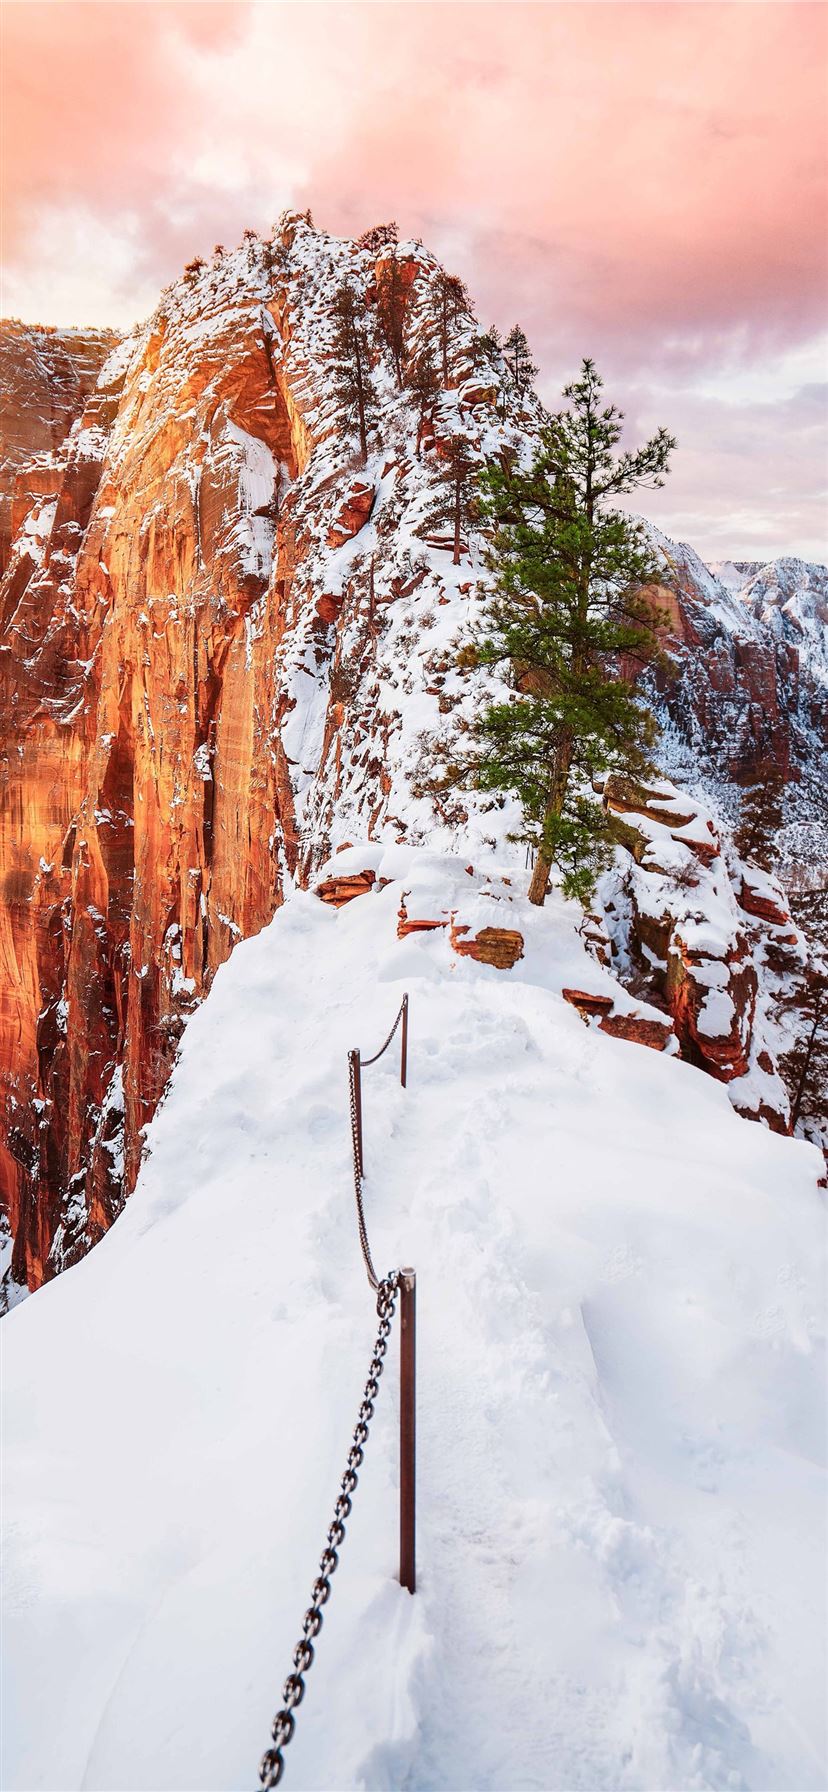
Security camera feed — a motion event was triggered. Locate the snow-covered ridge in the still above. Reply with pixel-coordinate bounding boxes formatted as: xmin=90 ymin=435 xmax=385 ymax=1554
xmin=3 ymin=846 xmax=825 ymax=1790
xmin=3 ymin=219 xmax=827 ymax=1790
xmin=706 ymin=553 xmax=828 ymax=684
xmin=1 ymin=209 xmax=825 ymax=1304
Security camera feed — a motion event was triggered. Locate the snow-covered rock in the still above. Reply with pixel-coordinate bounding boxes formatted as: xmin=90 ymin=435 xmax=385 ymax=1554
xmin=3 ymin=849 xmax=825 ymax=1791
xmin=1 ymin=212 xmax=826 ymax=1303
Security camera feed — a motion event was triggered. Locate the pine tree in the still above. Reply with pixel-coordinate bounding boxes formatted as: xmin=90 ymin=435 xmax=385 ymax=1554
xmin=475 ymin=325 xmax=502 ymax=364
xmin=358 ymin=222 xmax=399 ymax=254
xmin=783 ymin=958 xmax=828 ymax=1141
xmin=376 ymin=247 xmax=406 ymax=385
xmin=424 ymin=269 xmax=469 ymax=383
xmin=735 ymin=774 xmax=786 ymax=870
xmin=421 ymin=430 xmax=475 ymax=565
xmin=407 ymin=346 xmax=439 ymax=455
xmin=466 ymin=359 xmax=675 ymax=906
xmin=503 ymin=325 xmax=538 ymax=397
xmin=331 ymin=281 xmax=376 ymax=465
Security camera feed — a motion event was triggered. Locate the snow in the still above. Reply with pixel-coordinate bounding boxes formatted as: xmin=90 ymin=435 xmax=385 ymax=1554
xmin=3 ymin=216 xmax=827 ymax=1781
xmin=3 ymin=848 xmax=825 ymax=1792
xmin=696 ymin=987 xmax=736 ymax=1038
xmin=223 ymin=419 xmax=277 ymax=581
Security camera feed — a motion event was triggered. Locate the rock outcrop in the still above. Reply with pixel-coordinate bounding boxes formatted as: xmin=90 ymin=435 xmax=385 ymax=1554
xmin=594 ymin=774 xmax=810 ymax=1131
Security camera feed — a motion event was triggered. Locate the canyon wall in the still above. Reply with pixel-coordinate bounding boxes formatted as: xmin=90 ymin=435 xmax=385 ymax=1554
xmin=1 ymin=217 xmax=824 ymax=1301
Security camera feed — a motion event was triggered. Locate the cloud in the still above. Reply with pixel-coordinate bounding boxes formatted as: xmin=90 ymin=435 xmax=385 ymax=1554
xmin=622 ymin=379 xmax=828 ymax=562
xmin=1 ymin=0 xmax=825 ymax=558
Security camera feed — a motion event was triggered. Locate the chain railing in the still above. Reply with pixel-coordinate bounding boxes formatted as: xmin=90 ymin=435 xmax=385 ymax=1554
xmin=348 ymin=993 xmax=409 ymax=1285
xmin=257 ymin=995 xmax=415 ymax=1790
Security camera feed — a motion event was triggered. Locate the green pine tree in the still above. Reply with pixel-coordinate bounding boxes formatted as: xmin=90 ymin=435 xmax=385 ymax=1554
xmin=503 ymin=325 xmax=538 ymax=397
xmin=407 ymin=346 xmax=439 ymax=456
xmin=466 ymin=359 xmax=676 ymax=906
xmin=425 ymin=269 xmax=469 ymax=383
xmin=376 ymin=246 xmax=407 ymax=386
xmin=331 ymin=280 xmax=377 ymax=465
xmin=419 ymin=429 xmax=476 ymax=565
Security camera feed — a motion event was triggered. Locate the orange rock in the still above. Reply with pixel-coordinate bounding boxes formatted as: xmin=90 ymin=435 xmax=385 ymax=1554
xmin=326 ymin=480 xmax=375 ymax=548
xmin=316 ymin=591 xmax=343 ymax=624
xmin=0 ymin=271 xmax=310 ymax=1289
xmin=450 ymin=919 xmax=524 ymax=968
xmin=738 ymin=875 xmax=789 ymax=927
xmin=0 ymin=321 xmax=117 ymax=577
xmin=316 ymin=870 xmax=376 ymax=906
xmin=665 ymin=939 xmax=756 ymax=1082
xmin=603 ymin=773 xmax=697 ymax=831
xmin=397 ymin=894 xmax=447 ymax=939
xmin=598 ymin=1012 xmax=673 ymax=1051
xmin=562 ymin=988 xmax=614 ymax=1018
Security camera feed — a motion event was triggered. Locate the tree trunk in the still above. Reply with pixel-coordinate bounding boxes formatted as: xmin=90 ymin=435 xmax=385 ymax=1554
xmin=453 ymin=475 xmax=461 ymax=564
xmin=527 ymin=738 xmax=573 ymax=907
xmin=528 ymin=850 xmax=552 ymax=906
xmin=355 ymin=343 xmax=368 ymax=464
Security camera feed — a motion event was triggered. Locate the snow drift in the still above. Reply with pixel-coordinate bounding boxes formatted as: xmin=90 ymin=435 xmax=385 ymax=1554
xmin=3 ymin=847 xmax=825 ymax=1792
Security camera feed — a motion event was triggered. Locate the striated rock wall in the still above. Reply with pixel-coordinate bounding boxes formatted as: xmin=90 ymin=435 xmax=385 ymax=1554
xmin=0 ymin=216 xmax=539 ymax=1296
xmin=595 ymin=774 xmax=809 ymax=1134
xmin=0 ymin=322 xmax=118 ymax=580
xmin=648 ymin=536 xmax=828 ymax=792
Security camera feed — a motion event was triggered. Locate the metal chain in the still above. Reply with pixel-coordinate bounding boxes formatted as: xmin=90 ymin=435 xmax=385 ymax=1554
xmin=258 ymin=1274 xmax=400 ymax=1790
xmin=257 ymin=998 xmax=411 ymax=1787
xmin=359 ymin=994 xmax=407 ymax=1067
xmin=349 ymin=1052 xmax=381 ymax=1291
xmin=348 ymin=994 xmax=408 ymax=1290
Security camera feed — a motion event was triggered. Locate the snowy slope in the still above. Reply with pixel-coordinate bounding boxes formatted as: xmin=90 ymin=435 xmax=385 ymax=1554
xmin=3 ymin=848 xmax=825 ymax=1792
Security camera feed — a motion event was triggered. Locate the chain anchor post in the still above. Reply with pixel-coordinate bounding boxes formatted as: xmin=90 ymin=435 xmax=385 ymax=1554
xmin=349 ymin=1047 xmax=364 ymax=1179
xmin=399 ymin=1267 xmax=416 ymax=1594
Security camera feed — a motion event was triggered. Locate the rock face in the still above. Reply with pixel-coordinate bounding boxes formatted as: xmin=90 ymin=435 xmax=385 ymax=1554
xmin=0 ymin=215 xmax=544 ymax=1297
xmin=635 ymin=541 xmax=828 ymax=1155
xmin=1 ymin=217 xmax=825 ymax=1300
xmin=0 ymin=323 xmax=119 ymax=580
xmin=594 ymin=774 xmax=809 ymax=1132
xmin=649 ymin=537 xmax=828 ymax=795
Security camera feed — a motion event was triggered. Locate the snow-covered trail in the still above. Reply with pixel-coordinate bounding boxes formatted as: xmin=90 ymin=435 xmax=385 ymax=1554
xmin=3 ymin=855 xmax=826 ymax=1792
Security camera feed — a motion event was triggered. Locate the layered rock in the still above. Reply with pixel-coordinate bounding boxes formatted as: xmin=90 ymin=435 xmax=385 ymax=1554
xmin=649 ymin=536 xmax=828 ymax=795
xmin=0 ymin=323 xmax=118 ymax=580
xmin=594 ymin=774 xmax=809 ymax=1131
xmin=0 ymin=216 xmax=542 ymax=1298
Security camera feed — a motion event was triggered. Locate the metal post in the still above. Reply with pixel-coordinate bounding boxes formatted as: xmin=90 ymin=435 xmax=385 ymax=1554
xmin=400 ymin=994 xmax=409 ymax=1089
xmin=399 ymin=1267 xmax=416 ymax=1593
xmin=350 ymin=1049 xmax=364 ymax=1178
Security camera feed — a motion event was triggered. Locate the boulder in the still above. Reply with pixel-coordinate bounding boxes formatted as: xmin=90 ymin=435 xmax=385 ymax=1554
xmin=450 ymin=921 xmax=524 ymax=969
xmin=316 ymin=869 xmax=376 ymax=907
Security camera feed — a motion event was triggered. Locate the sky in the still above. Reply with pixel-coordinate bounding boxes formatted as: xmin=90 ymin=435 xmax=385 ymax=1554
xmin=1 ymin=0 xmax=826 ymax=562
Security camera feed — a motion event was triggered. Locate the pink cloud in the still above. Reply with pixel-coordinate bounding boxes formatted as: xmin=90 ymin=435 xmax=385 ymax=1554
xmin=2 ymin=1 xmax=825 ymax=558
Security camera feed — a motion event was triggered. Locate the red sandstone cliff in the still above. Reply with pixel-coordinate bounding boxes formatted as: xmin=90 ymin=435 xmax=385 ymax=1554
xmin=0 ymin=217 xmax=537 ymax=1293
xmin=1 ymin=217 xmax=824 ymax=1301
xmin=0 ymin=323 xmax=118 ymax=578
